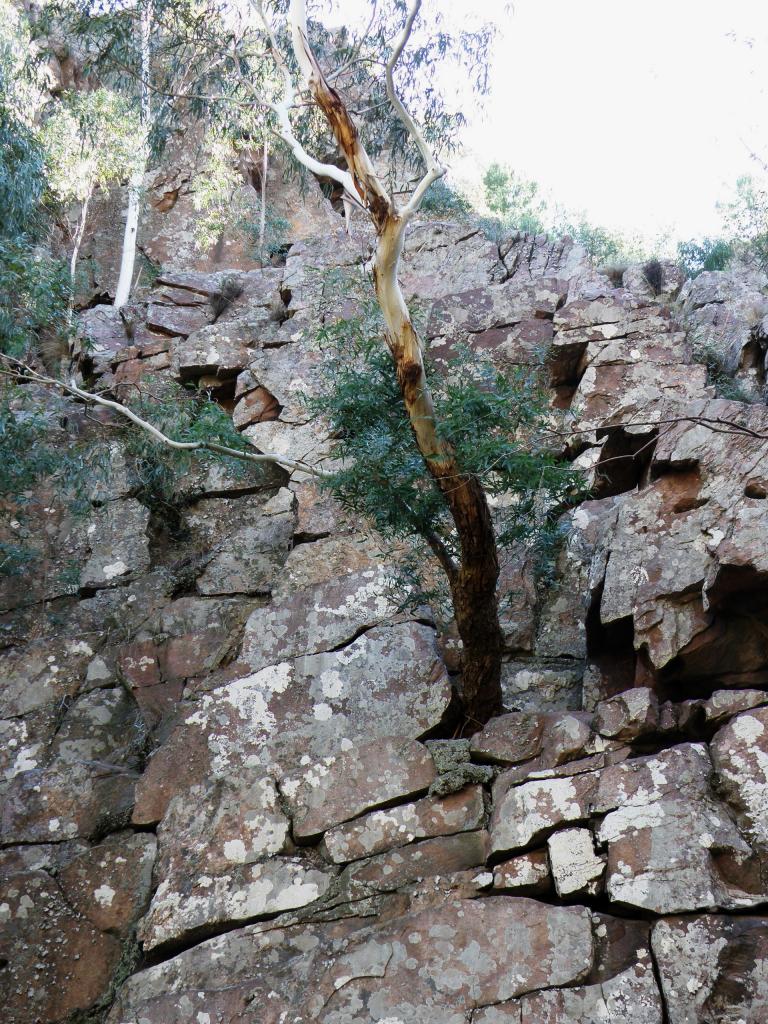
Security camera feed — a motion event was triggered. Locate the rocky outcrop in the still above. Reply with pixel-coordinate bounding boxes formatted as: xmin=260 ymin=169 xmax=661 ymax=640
xmin=4 ymin=224 xmax=768 ymax=1023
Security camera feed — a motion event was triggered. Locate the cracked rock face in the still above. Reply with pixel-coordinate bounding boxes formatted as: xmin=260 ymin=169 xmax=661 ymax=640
xmin=7 ymin=209 xmax=768 ymax=1024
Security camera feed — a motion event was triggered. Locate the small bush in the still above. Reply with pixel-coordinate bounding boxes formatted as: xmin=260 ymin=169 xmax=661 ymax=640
xmin=420 ymin=179 xmax=473 ymax=220
xmin=676 ymin=237 xmax=734 ymax=278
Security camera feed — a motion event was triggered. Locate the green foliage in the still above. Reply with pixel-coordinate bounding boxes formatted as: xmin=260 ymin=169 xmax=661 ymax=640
xmin=0 ymin=239 xmax=71 ymax=359
xmin=420 ymin=179 xmax=473 ymax=220
xmin=40 ymin=87 xmax=142 ymax=208
xmin=479 ymin=163 xmax=648 ymax=264
xmin=717 ymin=175 xmax=768 ymax=272
xmin=192 ymin=135 xmax=290 ymax=262
xmin=119 ymin=381 xmax=260 ymax=516
xmin=0 ymin=9 xmax=70 ymax=357
xmin=306 ymin=282 xmax=582 ymax=611
xmin=553 ymin=213 xmax=646 ymax=265
xmin=676 ymin=237 xmax=734 ymax=278
xmin=483 ymin=163 xmax=547 ymax=234
xmin=0 ymin=387 xmax=109 ymax=576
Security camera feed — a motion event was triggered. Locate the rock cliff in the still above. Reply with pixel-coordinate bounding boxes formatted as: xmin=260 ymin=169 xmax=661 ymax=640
xmin=3 ymin=177 xmax=768 ymax=1023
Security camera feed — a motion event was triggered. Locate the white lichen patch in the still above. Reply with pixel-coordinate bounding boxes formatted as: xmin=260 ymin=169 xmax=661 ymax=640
xmin=102 ymin=559 xmax=129 ymax=579
xmin=93 ymin=884 xmax=116 ymax=907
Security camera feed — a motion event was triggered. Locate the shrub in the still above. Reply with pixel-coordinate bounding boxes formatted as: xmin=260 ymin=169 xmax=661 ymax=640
xmin=305 ymin=274 xmax=583 ymax=615
xmin=676 ymin=237 xmax=734 ymax=278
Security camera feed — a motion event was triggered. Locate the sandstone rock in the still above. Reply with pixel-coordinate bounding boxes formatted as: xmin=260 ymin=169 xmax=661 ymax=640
xmin=547 ymin=826 xmax=605 ymax=897
xmin=470 ymin=712 xmax=545 ymax=765
xmin=703 ymin=688 xmax=768 ymax=724
xmin=276 ymin=532 xmax=382 ymax=589
xmin=156 ymin=269 xmax=250 ymax=298
xmin=346 ymin=830 xmax=489 ymax=891
xmin=232 ymin=383 xmax=281 ymax=427
xmin=623 ymin=259 xmax=685 ymax=303
xmin=426 ymin=277 xmax=566 ymax=364
xmin=244 ymin=341 xmax=327 ymax=423
xmin=308 ymin=898 xmax=594 ymax=1019
xmin=47 ymin=686 xmax=147 ymax=768
xmin=108 ymin=898 xmax=594 ymax=1024
xmin=185 ymin=494 xmax=294 ymax=596
xmin=710 ymin=709 xmax=768 ymax=847
xmin=285 ymin=734 xmax=436 ymax=841
xmin=595 ymin=744 xmax=755 ymax=913
xmin=593 ymin=686 xmax=658 ymax=740
xmin=241 ymin=567 xmax=399 ymax=671
xmin=154 ymin=775 xmax=291 ymax=890
xmin=401 ymin=222 xmax=502 ymax=300
xmin=1 ymin=762 xmax=136 ymax=844
xmin=490 ymin=772 xmax=598 ymax=855
xmin=77 ymin=304 xmax=130 ymax=372
xmin=652 ymin=914 xmax=768 ymax=1023
xmin=501 ymin=661 xmax=583 ymax=712
xmin=498 ymin=231 xmax=589 ymax=282
xmin=80 ymin=499 xmax=150 ymax=589
xmin=139 ymin=857 xmax=333 ymax=952
xmin=0 ymin=709 xmax=58 ymax=781
xmin=170 ymin=317 xmax=263 ymax=381
xmin=680 ymin=267 xmax=768 ymax=393
xmin=321 ymin=785 xmax=485 ymax=863
xmin=472 ymin=710 xmax=595 ymax=772
xmin=243 ymin=417 xmax=333 ymax=478
xmin=57 ymin=831 xmax=156 ymax=934
xmin=0 ymin=868 xmax=123 ymax=1023
xmin=147 ymin=301 xmax=211 ymax=337
xmin=492 ymin=850 xmax=551 ymax=895
xmin=520 ymin=959 xmax=663 ymax=1024
xmin=133 ymin=623 xmax=450 ymax=824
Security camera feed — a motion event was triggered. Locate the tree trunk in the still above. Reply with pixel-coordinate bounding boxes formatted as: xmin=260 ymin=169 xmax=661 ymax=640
xmin=373 ymin=215 xmax=503 ymax=726
xmin=68 ymin=189 xmax=92 ymax=316
xmin=114 ymin=0 xmax=151 ymax=308
xmin=258 ymin=131 xmax=268 ymax=255
xmin=114 ymin=164 xmax=143 ymax=308
xmin=281 ymin=0 xmax=504 ymax=724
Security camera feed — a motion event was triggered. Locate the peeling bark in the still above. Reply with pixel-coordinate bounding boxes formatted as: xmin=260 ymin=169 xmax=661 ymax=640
xmin=263 ymin=0 xmax=504 ymax=723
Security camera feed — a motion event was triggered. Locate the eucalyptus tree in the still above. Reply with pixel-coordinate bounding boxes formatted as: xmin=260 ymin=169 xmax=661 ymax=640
xmin=41 ymin=87 xmax=141 ymax=300
xmin=113 ymin=0 xmax=152 ymax=306
xmin=245 ymin=0 xmax=511 ymax=724
xmin=18 ymin=0 xmax=566 ymax=726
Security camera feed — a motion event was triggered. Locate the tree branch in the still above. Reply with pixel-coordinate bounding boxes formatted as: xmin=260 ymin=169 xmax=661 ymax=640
xmin=385 ymin=0 xmax=446 ymax=218
xmin=250 ymin=0 xmax=360 ymax=202
xmin=0 ymin=357 xmax=329 ymax=479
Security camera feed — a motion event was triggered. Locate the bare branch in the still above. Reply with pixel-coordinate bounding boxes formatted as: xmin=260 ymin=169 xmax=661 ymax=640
xmin=1 ymin=357 xmax=329 ymax=479
xmin=385 ymin=0 xmax=446 ymax=217
xmin=250 ymin=0 xmax=360 ymax=202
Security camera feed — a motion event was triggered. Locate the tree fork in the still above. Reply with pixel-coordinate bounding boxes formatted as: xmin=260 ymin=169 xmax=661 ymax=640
xmin=263 ymin=0 xmax=505 ymax=724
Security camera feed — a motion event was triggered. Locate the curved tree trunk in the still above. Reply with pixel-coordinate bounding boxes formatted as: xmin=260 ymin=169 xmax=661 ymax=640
xmin=373 ymin=216 xmax=503 ymax=726
xmin=263 ymin=0 xmax=504 ymax=724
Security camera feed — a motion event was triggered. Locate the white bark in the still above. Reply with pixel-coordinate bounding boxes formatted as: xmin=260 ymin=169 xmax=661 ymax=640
xmin=114 ymin=1 xmax=152 ymax=309
xmin=251 ymin=0 xmax=360 ymax=206
xmin=258 ymin=130 xmax=268 ymax=254
xmin=114 ymin=164 xmax=143 ymax=308
xmin=68 ymin=188 xmax=92 ymax=320
xmin=0 ymin=356 xmax=328 ymax=478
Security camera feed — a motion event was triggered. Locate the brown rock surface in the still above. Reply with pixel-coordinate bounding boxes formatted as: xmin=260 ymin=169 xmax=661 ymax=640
xmin=652 ymin=915 xmax=768 ymax=1023
xmin=285 ymin=734 xmax=437 ymax=840
xmin=321 ymin=785 xmax=485 ymax=863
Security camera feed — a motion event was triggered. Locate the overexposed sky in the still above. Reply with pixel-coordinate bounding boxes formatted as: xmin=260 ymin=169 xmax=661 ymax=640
xmin=331 ymin=0 xmax=768 ymax=245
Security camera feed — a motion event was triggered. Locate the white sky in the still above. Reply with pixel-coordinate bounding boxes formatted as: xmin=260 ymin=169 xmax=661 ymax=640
xmin=333 ymin=0 xmax=768 ymax=245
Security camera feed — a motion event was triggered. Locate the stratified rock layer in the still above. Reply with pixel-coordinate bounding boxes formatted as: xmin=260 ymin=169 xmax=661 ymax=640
xmin=4 ymin=220 xmax=768 ymax=1024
